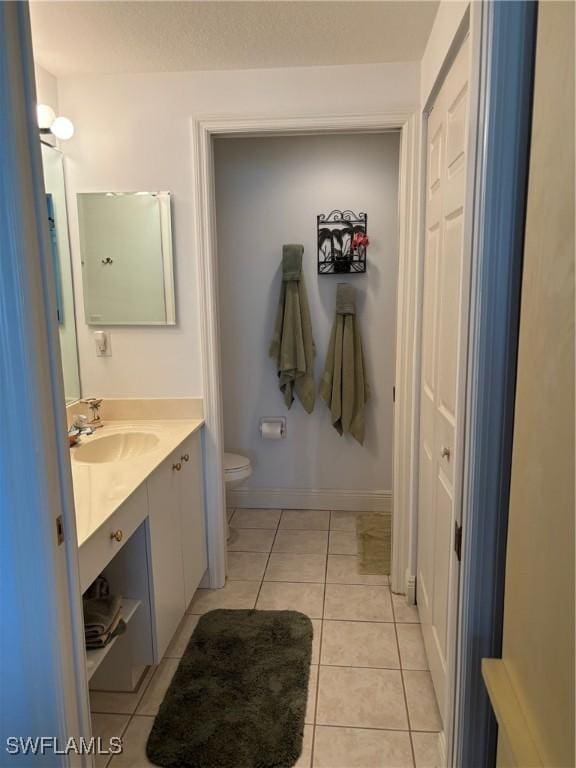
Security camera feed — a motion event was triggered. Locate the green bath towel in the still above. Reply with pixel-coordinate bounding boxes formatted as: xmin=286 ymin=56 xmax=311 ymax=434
xmin=320 ymin=283 xmax=369 ymax=444
xmin=269 ymin=245 xmax=316 ymax=412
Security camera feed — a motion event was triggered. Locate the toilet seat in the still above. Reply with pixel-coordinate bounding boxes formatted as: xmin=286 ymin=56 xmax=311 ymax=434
xmin=224 ymin=452 xmax=252 ymax=484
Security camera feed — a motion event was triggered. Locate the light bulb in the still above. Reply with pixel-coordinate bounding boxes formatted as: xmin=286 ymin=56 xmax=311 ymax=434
xmin=37 ymin=103 xmax=55 ymax=129
xmin=51 ymin=116 xmax=74 ymax=140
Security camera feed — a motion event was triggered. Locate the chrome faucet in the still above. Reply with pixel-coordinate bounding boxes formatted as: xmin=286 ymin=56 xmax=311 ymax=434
xmin=69 ymin=414 xmax=93 ymax=438
xmin=81 ymin=397 xmax=104 ymax=429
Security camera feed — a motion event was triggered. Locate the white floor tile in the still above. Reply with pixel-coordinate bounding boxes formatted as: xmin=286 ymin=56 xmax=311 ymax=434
xmin=294 ymin=725 xmax=314 ymax=768
xmin=329 ymin=511 xmax=358 ymax=532
xmin=227 ymin=527 xmax=276 ymax=552
xmin=108 ymin=716 xmax=155 ymax=767
xmin=328 ymin=531 xmax=359 ymax=555
xmin=310 ymin=618 xmax=321 ymax=665
xmin=391 ymin=592 xmax=420 ymax=623
xmin=91 ymin=713 xmax=130 ymax=768
xmin=403 ymin=671 xmax=442 ymax=731
xmin=280 ymin=510 xmax=330 ymax=530
xmin=256 ymin=581 xmax=324 ymax=618
xmin=188 ymin=580 xmax=260 ymax=614
xmin=229 ymin=508 xmax=281 ymax=529
xmin=273 ymin=530 xmax=329 ymax=555
xmin=316 ymin=666 xmax=408 ymax=730
xmin=90 ymin=667 xmax=154 ymax=715
xmin=136 ymin=658 xmax=179 ymax=716
xmin=313 ymin=726 xmax=414 ymax=768
xmin=327 ymin=555 xmax=389 ymax=586
xmin=324 ymin=584 xmax=394 ymax=622
xmin=164 ymin=614 xmax=200 ymax=658
xmin=227 ymin=551 xmax=269 ymax=581
xmin=321 ymin=620 xmax=399 ymax=668
xmin=264 ymin=553 xmax=326 ymax=583
xmin=306 ymin=665 xmax=318 ymax=724
xmin=412 ymin=732 xmax=442 ymax=767
xmin=396 ymin=623 xmax=428 ymax=670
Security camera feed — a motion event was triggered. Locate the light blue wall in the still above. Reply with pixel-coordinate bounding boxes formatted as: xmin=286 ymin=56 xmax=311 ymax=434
xmin=215 ymin=132 xmax=400 ymax=493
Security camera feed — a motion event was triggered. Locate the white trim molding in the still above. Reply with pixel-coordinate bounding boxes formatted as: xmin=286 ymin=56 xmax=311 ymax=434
xmin=191 ymin=110 xmax=422 ymax=595
xmin=404 ymin=572 xmax=417 ymax=604
xmin=229 ymin=488 xmax=392 ymax=513
xmin=191 ymin=118 xmax=228 ymax=589
xmin=391 ymin=110 xmax=423 ymax=599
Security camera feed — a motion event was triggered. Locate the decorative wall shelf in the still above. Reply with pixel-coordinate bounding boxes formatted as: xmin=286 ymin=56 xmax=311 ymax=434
xmin=317 ymin=209 xmax=368 ymax=274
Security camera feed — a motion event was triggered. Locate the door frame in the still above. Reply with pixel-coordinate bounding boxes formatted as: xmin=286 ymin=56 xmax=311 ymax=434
xmin=190 ymin=111 xmax=423 ymax=591
xmin=454 ymin=1 xmax=538 ymax=766
xmin=417 ymin=1 xmax=538 ymax=764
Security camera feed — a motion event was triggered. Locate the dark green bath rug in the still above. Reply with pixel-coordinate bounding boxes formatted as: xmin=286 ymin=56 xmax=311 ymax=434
xmin=146 ymin=609 xmax=313 ymax=768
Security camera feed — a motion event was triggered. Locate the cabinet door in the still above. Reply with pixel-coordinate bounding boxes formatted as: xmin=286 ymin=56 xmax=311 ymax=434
xmin=178 ymin=433 xmax=208 ymax=606
xmin=147 ymin=448 xmax=186 ymax=660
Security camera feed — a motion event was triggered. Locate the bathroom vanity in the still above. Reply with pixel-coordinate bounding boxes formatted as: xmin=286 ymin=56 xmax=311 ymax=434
xmin=38 ymin=144 xmax=208 ymax=692
xmin=71 ymin=411 xmax=206 ymax=692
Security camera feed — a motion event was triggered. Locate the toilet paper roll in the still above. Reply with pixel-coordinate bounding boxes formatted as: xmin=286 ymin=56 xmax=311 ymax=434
xmin=260 ymin=420 xmax=285 ymax=440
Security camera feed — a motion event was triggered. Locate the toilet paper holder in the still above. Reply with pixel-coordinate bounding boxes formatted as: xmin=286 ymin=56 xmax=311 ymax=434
xmin=259 ymin=417 xmax=286 ymax=439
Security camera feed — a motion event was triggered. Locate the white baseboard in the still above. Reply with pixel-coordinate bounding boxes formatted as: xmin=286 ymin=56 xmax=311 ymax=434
xmin=229 ymin=487 xmax=392 ymax=512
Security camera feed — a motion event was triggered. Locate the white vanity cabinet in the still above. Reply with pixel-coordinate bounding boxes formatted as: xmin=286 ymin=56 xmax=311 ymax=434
xmin=147 ymin=431 xmax=207 ymax=660
xmin=77 ymin=420 xmax=207 ymax=687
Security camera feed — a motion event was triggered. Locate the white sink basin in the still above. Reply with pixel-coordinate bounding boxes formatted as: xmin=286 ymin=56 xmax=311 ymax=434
xmin=73 ymin=432 xmax=160 ymax=463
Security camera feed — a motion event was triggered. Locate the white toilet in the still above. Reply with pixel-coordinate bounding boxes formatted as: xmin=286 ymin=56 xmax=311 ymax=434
xmin=224 ymin=452 xmax=252 ymax=488
xmin=224 ymin=453 xmax=252 ymax=539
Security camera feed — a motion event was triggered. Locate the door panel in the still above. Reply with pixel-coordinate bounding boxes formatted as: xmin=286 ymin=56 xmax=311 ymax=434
xmin=418 ymin=95 xmax=444 ymax=639
xmin=417 ymin=34 xmax=471 ymax=728
xmin=446 ymin=84 xmax=468 ymax=173
xmin=437 ymin=215 xmax=463 ymax=418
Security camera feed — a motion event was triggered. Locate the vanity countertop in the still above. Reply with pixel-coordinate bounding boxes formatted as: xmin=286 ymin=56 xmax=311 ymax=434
xmin=70 ymin=418 xmax=204 ymax=547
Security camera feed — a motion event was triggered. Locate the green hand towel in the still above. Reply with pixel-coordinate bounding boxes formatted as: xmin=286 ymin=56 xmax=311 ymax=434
xmin=269 ymin=245 xmax=316 ymax=413
xmin=320 ymin=283 xmax=369 ymax=444
xmin=83 ymin=594 xmax=122 ymax=637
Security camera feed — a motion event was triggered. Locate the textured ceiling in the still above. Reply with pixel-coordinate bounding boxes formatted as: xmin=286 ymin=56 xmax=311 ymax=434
xmin=30 ymin=1 xmax=439 ymax=76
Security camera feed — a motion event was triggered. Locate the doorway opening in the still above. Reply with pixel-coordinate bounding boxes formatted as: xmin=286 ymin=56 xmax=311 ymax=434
xmin=213 ymin=131 xmax=400 ymax=536
xmin=191 ymin=112 xmax=422 ymax=601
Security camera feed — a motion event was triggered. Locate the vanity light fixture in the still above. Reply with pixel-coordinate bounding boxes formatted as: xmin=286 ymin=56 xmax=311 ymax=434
xmin=36 ymin=103 xmax=55 ymax=129
xmin=37 ymin=103 xmax=75 ymax=141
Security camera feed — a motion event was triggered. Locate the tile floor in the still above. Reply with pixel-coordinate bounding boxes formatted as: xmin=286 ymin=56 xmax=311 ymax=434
xmin=91 ymin=509 xmax=442 ymax=768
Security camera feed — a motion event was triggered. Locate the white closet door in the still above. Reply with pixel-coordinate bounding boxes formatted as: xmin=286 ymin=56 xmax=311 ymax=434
xmin=417 ymin=34 xmax=471 ymax=726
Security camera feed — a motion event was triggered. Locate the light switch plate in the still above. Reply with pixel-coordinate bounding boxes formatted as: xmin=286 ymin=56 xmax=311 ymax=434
xmin=94 ymin=330 xmax=112 ymax=357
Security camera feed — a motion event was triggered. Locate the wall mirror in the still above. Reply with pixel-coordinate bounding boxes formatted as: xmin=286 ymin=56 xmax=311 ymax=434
xmin=77 ymin=191 xmax=175 ymax=325
xmin=41 ymin=144 xmax=81 ymax=403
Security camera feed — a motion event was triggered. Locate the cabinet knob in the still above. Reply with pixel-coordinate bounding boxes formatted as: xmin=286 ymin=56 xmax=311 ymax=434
xmin=110 ymin=529 xmax=123 ymax=543
xmin=441 ymin=446 xmax=451 ymax=460
xmin=172 ymin=462 xmax=182 ymax=472
xmin=181 ymin=453 xmax=190 ymax=463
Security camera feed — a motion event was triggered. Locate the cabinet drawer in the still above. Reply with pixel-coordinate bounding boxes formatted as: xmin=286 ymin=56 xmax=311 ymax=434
xmin=79 ymin=483 xmax=148 ymax=593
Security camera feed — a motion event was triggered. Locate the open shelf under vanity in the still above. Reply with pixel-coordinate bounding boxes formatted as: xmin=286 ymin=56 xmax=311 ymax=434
xmin=85 ymin=598 xmax=142 ymax=681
